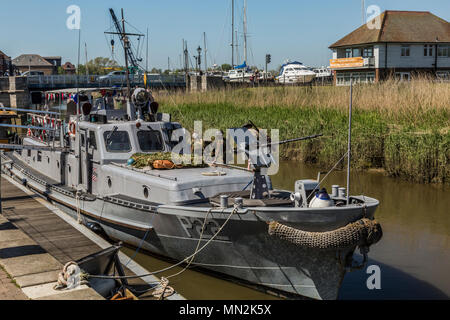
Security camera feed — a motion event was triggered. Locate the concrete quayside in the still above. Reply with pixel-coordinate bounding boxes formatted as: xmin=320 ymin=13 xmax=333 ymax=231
xmin=0 ymin=174 xmax=184 ymax=300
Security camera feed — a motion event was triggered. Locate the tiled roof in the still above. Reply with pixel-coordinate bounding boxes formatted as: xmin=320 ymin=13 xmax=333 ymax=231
xmin=12 ymin=54 xmax=53 ymax=67
xmin=0 ymin=50 xmax=10 ymax=59
xmin=330 ymin=11 xmax=450 ymax=48
xmin=62 ymin=62 xmax=76 ymax=69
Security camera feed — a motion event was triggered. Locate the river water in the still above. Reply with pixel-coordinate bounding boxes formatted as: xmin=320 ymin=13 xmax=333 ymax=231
xmin=122 ymin=161 xmax=450 ymax=300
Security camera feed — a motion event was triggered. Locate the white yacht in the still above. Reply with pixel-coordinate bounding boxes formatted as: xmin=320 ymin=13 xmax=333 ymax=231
xmin=223 ymin=62 xmax=254 ymax=82
xmin=276 ymin=61 xmax=316 ymax=84
xmin=313 ymin=66 xmax=333 ymax=78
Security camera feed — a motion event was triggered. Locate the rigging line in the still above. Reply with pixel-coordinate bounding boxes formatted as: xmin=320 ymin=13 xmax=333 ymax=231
xmin=125 ymin=20 xmax=144 ymax=35
xmin=213 ymin=1 xmax=230 ymax=65
xmin=165 ymin=208 xmax=212 ymax=279
xmin=104 ymin=33 xmax=119 ymax=65
xmin=306 ymin=151 xmax=349 ymax=203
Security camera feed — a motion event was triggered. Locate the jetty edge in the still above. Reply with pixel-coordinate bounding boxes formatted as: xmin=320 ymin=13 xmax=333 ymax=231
xmin=0 ymin=174 xmax=184 ymax=300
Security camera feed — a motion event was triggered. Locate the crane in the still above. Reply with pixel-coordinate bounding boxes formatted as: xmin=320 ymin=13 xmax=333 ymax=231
xmin=105 ymin=8 xmax=144 ymax=72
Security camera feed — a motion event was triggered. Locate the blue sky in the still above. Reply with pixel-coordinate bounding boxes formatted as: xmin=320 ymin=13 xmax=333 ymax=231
xmin=1 ymin=0 xmax=449 ymax=70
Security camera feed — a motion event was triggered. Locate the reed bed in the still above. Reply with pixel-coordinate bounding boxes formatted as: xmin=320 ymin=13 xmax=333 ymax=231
xmin=153 ymin=78 xmax=450 ymax=184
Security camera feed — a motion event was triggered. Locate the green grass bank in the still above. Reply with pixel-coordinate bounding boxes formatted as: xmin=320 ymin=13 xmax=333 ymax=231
xmin=154 ymin=81 xmax=450 ymax=184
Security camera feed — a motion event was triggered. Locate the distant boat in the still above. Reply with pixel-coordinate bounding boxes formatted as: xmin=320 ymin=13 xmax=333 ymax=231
xmin=313 ymin=66 xmax=332 ymax=78
xmin=224 ymin=61 xmax=254 ymax=82
xmin=276 ymin=61 xmax=316 ymax=84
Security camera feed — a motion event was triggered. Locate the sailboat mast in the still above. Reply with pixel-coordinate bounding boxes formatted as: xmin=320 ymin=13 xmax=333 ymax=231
xmin=347 ymin=78 xmax=353 ymax=205
xmin=121 ymin=8 xmax=131 ymax=101
xmin=84 ymin=43 xmax=88 ymax=77
xmin=146 ymin=27 xmax=149 ymax=73
xmin=203 ymin=32 xmax=207 ymax=73
xmin=243 ymin=0 xmax=247 ymax=63
xmin=231 ymin=0 xmax=235 ymax=67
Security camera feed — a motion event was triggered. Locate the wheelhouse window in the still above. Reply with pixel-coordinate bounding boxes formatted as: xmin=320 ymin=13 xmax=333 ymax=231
xmin=103 ymin=130 xmax=131 ymax=152
xmin=401 ymin=45 xmax=410 ymax=57
xmin=137 ymin=130 xmax=164 ymax=152
xmin=89 ymin=131 xmax=97 ymax=150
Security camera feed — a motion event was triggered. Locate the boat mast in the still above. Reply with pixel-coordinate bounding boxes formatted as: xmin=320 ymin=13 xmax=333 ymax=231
xmin=243 ymin=0 xmax=247 ymax=64
xmin=231 ymin=0 xmax=235 ymax=67
xmin=146 ymin=27 xmax=149 ymax=74
xmin=203 ymin=32 xmax=207 ymax=73
xmin=346 ymin=78 xmax=353 ymax=205
xmin=84 ymin=43 xmax=88 ymax=78
xmin=121 ymin=9 xmax=131 ymax=101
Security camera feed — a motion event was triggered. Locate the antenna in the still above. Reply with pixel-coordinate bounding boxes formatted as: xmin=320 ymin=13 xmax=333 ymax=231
xmin=347 ymin=78 xmax=353 ymax=205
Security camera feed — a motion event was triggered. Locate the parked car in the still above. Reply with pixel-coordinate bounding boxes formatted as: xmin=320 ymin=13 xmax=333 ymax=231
xmin=98 ymin=71 xmax=129 ymax=84
xmin=21 ymin=71 xmax=44 ymax=77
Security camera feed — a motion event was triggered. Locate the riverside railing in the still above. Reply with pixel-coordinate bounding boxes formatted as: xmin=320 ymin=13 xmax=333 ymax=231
xmin=26 ymin=74 xmax=186 ymax=88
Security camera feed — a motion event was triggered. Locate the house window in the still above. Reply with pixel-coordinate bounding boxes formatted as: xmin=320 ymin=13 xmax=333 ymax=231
xmin=424 ymin=45 xmax=433 ymax=57
xmin=345 ymin=49 xmax=352 ymax=58
xmin=363 ymin=47 xmax=374 ymax=58
xmin=336 ymin=72 xmax=375 ymax=86
xmin=437 ymin=45 xmax=449 ymax=57
xmin=401 ymin=45 xmax=410 ymax=57
xmin=352 ymin=48 xmax=361 ymax=57
xmin=395 ymin=72 xmax=411 ymax=81
xmin=436 ymin=71 xmax=449 ymax=80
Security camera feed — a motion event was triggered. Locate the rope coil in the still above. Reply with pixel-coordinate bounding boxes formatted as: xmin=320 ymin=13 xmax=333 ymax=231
xmin=268 ymin=218 xmax=382 ymax=249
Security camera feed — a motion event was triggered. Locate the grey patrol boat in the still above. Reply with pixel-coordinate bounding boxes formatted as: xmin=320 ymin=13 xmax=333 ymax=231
xmin=1 ymin=85 xmax=382 ymax=300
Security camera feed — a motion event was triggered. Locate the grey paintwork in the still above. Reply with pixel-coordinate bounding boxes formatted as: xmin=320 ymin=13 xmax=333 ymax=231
xmin=2 ymin=107 xmax=380 ymax=300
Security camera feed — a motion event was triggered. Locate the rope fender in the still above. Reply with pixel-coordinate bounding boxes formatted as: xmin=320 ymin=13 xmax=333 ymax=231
xmin=268 ymin=218 xmax=382 ymax=249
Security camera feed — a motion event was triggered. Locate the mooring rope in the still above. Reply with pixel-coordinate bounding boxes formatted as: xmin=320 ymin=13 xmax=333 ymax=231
xmin=75 ymin=189 xmax=83 ymax=224
xmin=165 ymin=207 xmax=214 ymax=279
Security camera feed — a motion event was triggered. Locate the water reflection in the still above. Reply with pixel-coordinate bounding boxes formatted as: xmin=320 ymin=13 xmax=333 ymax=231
xmin=272 ymin=161 xmax=450 ymax=299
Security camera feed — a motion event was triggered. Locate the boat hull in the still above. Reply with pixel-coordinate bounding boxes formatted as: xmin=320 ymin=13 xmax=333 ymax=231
xmin=2 ymin=156 xmax=377 ymax=300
